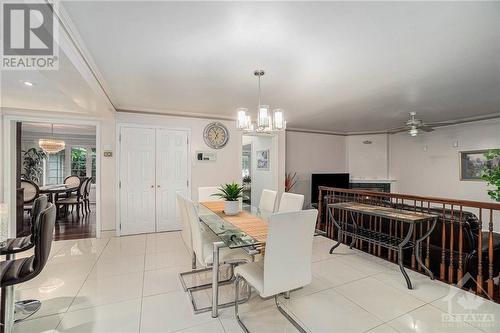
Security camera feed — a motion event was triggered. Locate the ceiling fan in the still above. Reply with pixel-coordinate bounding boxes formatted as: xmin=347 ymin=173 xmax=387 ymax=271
xmin=397 ymin=112 xmax=435 ymax=136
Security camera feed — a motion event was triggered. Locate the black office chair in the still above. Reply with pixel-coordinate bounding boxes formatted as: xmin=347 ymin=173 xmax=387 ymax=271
xmin=0 ymin=202 xmax=55 ymax=333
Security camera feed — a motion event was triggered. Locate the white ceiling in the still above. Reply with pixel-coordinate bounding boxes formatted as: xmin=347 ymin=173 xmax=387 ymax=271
xmin=3 ymin=2 xmax=499 ymax=133
xmin=1 ymin=49 xmax=113 ymax=116
xmin=22 ymin=122 xmax=96 ymax=136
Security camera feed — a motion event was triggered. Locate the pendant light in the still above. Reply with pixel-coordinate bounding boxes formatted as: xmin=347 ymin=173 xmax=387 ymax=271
xmin=39 ymin=124 xmax=65 ymax=154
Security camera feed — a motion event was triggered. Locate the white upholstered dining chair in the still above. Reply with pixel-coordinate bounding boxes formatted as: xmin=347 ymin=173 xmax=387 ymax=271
xmin=278 ymin=192 xmax=304 ymax=212
xmin=234 ymin=209 xmax=318 ymax=333
xmin=258 ymin=189 xmax=277 ymax=213
xmin=178 ymin=195 xmax=251 ymax=312
xmin=198 ymin=186 xmax=220 ymax=202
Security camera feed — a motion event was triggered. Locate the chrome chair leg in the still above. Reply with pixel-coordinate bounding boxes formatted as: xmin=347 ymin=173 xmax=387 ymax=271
xmin=179 ymin=266 xmax=213 ymax=292
xmin=235 ymin=276 xmax=249 ymax=333
xmin=274 ymin=295 xmax=307 ymax=333
xmin=14 ymin=299 xmax=41 ymax=323
xmin=186 ymin=263 xmax=250 ymax=314
xmin=191 ymin=253 xmax=197 ymax=270
xmin=235 ymin=277 xmax=307 ymax=333
xmin=1 ymin=285 xmax=14 ymax=333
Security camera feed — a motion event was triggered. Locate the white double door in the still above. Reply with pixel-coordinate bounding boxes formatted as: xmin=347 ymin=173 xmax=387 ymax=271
xmin=120 ymin=127 xmax=189 ymax=235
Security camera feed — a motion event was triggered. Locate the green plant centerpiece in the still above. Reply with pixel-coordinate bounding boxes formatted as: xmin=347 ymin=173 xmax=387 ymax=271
xmin=481 ymin=149 xmax=500 ymax=202
xmin=22 ymin=148 xmax=47 ymax=184
xmin=212 ymin=182 xmax=244 ymax=215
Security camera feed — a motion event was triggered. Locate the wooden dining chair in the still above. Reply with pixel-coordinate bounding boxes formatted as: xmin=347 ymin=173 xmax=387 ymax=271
xmin=234 ymin=209 xmax=318 ymax=333
xmin=83 ymin=177 xmax=92 ymax=214
xmin=278 ymin=193 xmax=304 ymax=212
xmin=21 ymin=180 xmax=40 ymax=215
xmin=56 ymin=177 xmax=88 ymax=218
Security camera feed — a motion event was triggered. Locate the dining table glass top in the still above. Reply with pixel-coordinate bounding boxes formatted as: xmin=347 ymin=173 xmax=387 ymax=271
xmin=197 ymin=203 xmax=271 ymax=249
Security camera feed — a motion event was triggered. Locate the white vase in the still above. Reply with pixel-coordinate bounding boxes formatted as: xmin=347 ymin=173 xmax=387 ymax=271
xmin=224 ymin=200 xmax=240 ymax=216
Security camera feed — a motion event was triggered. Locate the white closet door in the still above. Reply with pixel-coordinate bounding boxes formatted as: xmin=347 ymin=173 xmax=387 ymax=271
xmin=155 ymin=129 xmax=189 ymax=232
xmin=120 ymin=127 xmax=156 ymax=235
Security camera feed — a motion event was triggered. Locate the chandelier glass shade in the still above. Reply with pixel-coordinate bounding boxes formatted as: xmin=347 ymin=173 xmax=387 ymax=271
xmin=39 ymin=124 xmax=66 ymax=154
xmin=236 ymin=70 xmax=286 ymax=133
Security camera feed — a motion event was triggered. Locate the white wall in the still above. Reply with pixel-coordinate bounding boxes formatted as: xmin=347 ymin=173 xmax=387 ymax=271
xmin=390 ymin=119 xmax=500 ymax=202
xmin=116 ymin=113 xmax=242 ymax=203
xmin=347 ymin=134 xmax=389 ymax=180
xmin=285 ymin=131 xmax=347 ymax=206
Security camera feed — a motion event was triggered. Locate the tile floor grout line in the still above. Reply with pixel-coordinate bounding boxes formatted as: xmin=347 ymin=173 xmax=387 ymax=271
xmin=14 ymin=238 xmax=112 ymax=326
xmin=53 ymin=237 xmax=111 ymax=330
xmin=331 ymin=275 xmax=425 ymax=324
xmin=426 ymin=301 xmax=491 ymax=333
xmin=138 ymin=234 xmax=148 ymax=332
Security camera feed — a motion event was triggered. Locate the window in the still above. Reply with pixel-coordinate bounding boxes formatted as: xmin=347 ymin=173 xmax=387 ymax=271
xmin=71 ymin=147 xmax=87 ymax=178
xmin=46 ymin=150 xmax=65 ymax=184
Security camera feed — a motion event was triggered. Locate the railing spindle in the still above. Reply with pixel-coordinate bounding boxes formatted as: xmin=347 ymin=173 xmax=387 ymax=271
xmin=441 ymin=204 xmax=446 ymax=281
xmin=477 ymin=209 xmax=483 ymax=295
xmin=449 ymin=204 xmax=455 ymax=284
xmin=488 ymin=209 xmax=494 ymax=298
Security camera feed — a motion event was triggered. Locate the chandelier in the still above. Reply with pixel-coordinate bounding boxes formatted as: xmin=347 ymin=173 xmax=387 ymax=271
xmin=236 ymin=70 xmax=285 ymax=133
xmin=39 ymin=124 xmax=65 ymax=154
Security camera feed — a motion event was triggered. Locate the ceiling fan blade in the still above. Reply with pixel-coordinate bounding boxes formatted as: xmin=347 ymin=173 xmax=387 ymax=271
xmin=387 ymin=126 xmax=409 ymax=134
xmin=419 ymin=125 xmax=434 ymax=132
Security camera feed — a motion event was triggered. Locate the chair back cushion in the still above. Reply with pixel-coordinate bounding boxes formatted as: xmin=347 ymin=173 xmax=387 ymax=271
xmin=263 ymin=209 xmax=318 ymax=297
xmin=176 ymin=193 xmax=192 ymax=252
xmin=278 ymin=193 xmax=304 ymax=213
xmin=33 ymin=203 xmax=56 ymax=275
xmin=259 ymin=189 xmax=277 ymax=213
xmin=184 ymin=197 xmax=206 ymax=264
xmin=30 ymin=195 xmax=48 ymax=241
xmin=64 ymin=175 xmax=81 ymax=188
xmin=198 ymin=187 xmax=220 ymax=202
xmin=21 ymin=180 xmax=39 ymax=203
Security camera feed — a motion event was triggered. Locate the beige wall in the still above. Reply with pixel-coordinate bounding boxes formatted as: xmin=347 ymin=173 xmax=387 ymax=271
xmin=285 ymin=131 xmax=346 ymax=206
xmin=389 ymin=119 xmax=500 ymax=202
xmin=116 ymin=112 xmax=243 ymax=203
xmin=347 ymin=134 xmax=389 ymax=180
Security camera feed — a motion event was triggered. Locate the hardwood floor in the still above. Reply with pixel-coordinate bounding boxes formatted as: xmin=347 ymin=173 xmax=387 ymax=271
xmin=21 ymin=204 xmax=96 ymax=241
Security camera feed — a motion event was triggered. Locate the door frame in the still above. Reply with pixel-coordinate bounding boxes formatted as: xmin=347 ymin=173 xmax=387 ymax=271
xmin=115 ymin=123 xmax=191 ymax=236
xmin=2 ymin=114 xmax=102 ymax=239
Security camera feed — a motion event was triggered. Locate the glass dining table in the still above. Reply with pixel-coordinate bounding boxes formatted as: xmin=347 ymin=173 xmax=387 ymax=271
xmin=196 ymin=202 xmax=325 ymax=318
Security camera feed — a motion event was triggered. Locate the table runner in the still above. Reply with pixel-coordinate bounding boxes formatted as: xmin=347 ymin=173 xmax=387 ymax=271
xmin=201 ymin=201 xmax=268 ymax=246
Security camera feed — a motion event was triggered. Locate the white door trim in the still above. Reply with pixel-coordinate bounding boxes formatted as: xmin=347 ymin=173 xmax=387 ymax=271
xmin=2 ymin=114 xmax=102 ymax=239
xmin=115 ymin=122 xmax=191 ymax=236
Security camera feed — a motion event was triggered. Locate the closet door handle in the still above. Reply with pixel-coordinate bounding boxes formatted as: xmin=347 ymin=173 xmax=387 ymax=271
xmin=151 ymin=185 xmax=154 ymax=188
xmin=157 ymin=185 xmax=160 ymax=188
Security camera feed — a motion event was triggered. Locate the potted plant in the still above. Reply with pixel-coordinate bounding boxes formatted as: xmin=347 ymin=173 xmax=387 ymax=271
xmin=212 ymin=182 xmax=244 ymax=215
xmin=481 ymin=149 xmax=500 ymax=202
xmin=22 ymin=148 xmax=46 ymax=183
xmin=285 ymin=172 xmax=297 ymax=192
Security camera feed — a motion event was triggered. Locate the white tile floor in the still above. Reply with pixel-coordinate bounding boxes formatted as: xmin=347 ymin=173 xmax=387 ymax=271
xmin=9 ymin=232 xmax=500 ymax=333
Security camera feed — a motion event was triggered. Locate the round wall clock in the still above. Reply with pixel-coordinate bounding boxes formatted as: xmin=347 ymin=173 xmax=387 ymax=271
xmin=203 ymin=122 xmax=229 ymax=149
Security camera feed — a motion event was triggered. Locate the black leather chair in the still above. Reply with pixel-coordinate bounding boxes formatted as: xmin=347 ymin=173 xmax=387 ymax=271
xmin=0 ymin=203 xmax=55 ymax=333
xmin=1 ymin=195 xmax=48 ymax=258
